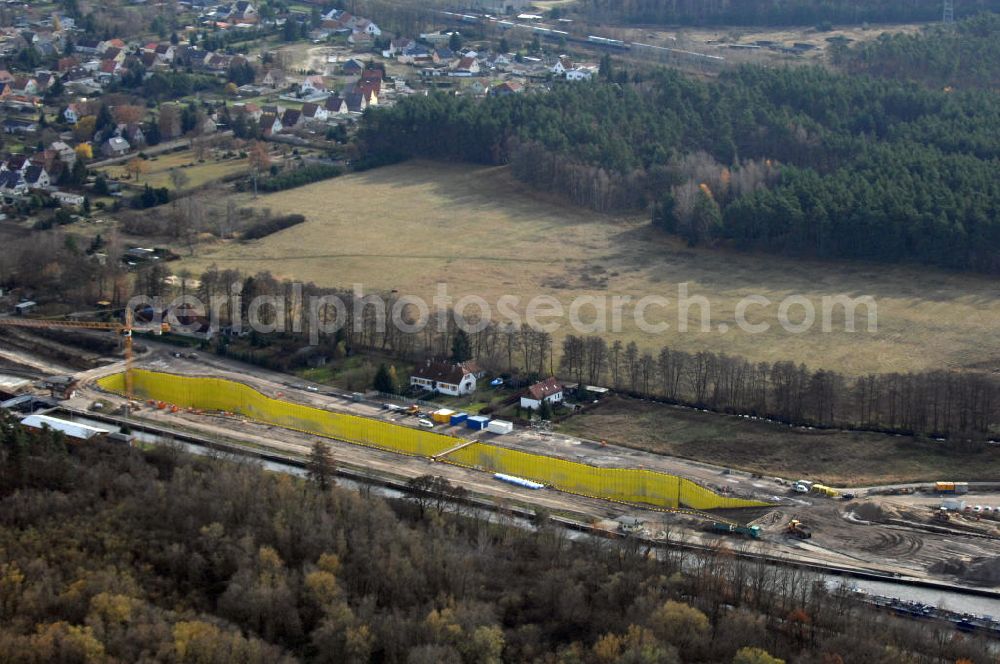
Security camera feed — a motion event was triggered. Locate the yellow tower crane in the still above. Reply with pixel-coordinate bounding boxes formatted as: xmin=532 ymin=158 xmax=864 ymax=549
xmin=0 ymin=308 xmax=168 ymax=405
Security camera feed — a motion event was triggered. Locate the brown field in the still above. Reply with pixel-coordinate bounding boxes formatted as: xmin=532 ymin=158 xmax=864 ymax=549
xmin=176 ymin=160 xmax=1000 ymax=376
xmin=558 ymin=396 xmax=1000 ymax=486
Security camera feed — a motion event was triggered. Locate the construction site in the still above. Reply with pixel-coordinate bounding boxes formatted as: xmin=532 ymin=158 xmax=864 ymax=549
xmin=2 ymin=320 xmax=1000 ymax=625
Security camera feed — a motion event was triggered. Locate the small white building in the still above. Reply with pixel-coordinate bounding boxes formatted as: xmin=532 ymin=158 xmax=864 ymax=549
xmin=410 ymin=360 xmax=479 ymax=396
xmin=520 ymin=376 xmax=563 ymax=410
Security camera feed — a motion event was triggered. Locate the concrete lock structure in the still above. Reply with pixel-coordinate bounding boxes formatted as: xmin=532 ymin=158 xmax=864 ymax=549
xmin=98 ymin=370 xmax=769 ymax=512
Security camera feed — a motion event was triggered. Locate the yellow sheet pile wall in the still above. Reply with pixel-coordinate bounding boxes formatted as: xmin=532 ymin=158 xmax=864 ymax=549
xmin=442 ymin=443 xmax=768 ymax=510
xmin=96 ymin=370 xmax=768 ymax=511
xmin=97 ymin=369 xmax=457 ymax=457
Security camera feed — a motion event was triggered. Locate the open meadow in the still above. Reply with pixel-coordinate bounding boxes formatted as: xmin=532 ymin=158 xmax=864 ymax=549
xmin=177 ymin=160 xmax=1000 ymax=376
xmin=558 ymin=396 xmax=1000 ymax=486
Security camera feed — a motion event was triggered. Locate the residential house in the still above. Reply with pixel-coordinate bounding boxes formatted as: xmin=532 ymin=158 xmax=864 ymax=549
xmin=551 ymin=55 xmax=573 ymax=75
xmin=520 ymin=377 xmax=564 ymax=410
xmin=341 ymin=58 xmax=364 ymax=75
xmin=154 ymin=43 xmax=175 ymax=63
xmin=0 ymin=83 xmax=10 ymax=100
xmin=258 ymin=112 xmax=281 ymax=136
xmin=434 ymin=47 xmax=455 ymax=62
xmin=324 ymin=95 xmax=347 ymax=115
xmin=354 ymin=19 xmax=380 ymax=36
xmin=228 ymin=0 xmax=257 ymax=22
xmin=12 ymin=77 xmax=37 ymax=95
xmin=63 ymin=102 xmax=81 ymax=123
xmin=101 ymin=136 xmax=130 ymax=157
xmin=348 ymin=32 xmax=373 ymax=49
xmin=3 ymin=154 xmax=30 ymax=172
xmin=453 ymin=56 xmax=480 ymax=75
xmin=300 ymin=101 xmax=328 ymax=122
xmin=490 ymin=81 xmax=523 ymax=96
xmin=260 ymin=68 xmax=286 ymax=88
xmin=0 ymin=171 xmax=26 ymax=196
xmin=299 ymin=74 xmax=326 ymax=96
xmin=385 ymin=37 xmax=414 ymax=56
xmin=280 ymin=108 xmax=301 ymax=128
xmin=23 ymin=165 xmax=49 ymax=189
xmin=232 ymin=102 xmax=262 ymax=121
xmin=102 ymin=47 xmax=125 ymax=66
xmin=566 ymin=67 xmax=594 ymax=81
xmin=409 ymin=360 xmax=479 ymax=396
xmin=361 ymin=67 xmax=383 ymax=84
xmin=51 ymin=141 xmax=76 ymax=166
xmin=0 ymin=70 xmax=14 ymax=84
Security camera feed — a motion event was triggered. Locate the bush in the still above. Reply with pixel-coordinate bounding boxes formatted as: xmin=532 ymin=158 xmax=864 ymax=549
xmin=257 ymin=163 xmax=344 ymax=192
xmin=242 ymin=214 xmax=307 ymax=240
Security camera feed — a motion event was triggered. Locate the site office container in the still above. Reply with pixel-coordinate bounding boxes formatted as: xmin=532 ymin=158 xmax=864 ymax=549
xmin=450 ymin=412 xmax=468 ymax=425
xmin=487 ymin=419 xmax=514 ymax=435
xmin=810 ymin=483 xmax=839 ymax=497
xmin=466 ymin=415 xmax=490 ymax=430
xmin=432 ymin=409 xmax=455 ymax=424
xmin=936 ymin=481 xmax=956 ymax=493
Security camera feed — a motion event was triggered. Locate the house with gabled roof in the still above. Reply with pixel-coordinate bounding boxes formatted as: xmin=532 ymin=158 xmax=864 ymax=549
xmin=300 ymin=102 xmax=327 ymax=122
xmin=520 ymin=377 xmax=563 ymax=410
xmin=23 ymin=165 xmax=49 ymax=189
xmin=410 ymin=360 xmax=480 ymax=396
xmin=324 ymin=95 xmax=347 ymax=115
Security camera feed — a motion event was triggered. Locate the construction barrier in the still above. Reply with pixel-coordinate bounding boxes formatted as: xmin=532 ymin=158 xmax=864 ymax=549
xmin=96 ymin=370 xmax=769 ymax=511
xmin=441 ymin=443 xmax=768 ymax=511
xmin=96 ymin=370 xmax=457 ymax=457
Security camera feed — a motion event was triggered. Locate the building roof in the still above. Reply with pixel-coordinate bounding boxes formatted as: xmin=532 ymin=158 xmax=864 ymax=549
xmin=527 ymin=376 xmax=562 ymax=401
xmin=21 ymin=414 xmax=110 ymax=440
xmin=411 ymin=360 xmax=476 ymax=386
xmin=23 ymin=164 xmax=44 ymax=184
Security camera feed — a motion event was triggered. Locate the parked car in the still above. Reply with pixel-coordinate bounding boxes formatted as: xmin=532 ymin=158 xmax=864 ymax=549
xmin=306 ymin=386 xmax=319 ymax=392
xmin=418 ymin=419 xmax=434 ymax=428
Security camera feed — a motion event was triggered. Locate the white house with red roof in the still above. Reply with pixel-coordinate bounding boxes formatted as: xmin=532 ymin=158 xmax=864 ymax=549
xmin=520 ymin=377 xmax=563 ymax=410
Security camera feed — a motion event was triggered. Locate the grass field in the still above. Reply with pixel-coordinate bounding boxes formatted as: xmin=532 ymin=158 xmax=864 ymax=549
xmin=558 ymin=396 xmax=1000 ymax=486
xmin=99 ymin=149 xmax=247 ymax=191
xmin=176 ymin=160 xmax=1000 ymax=376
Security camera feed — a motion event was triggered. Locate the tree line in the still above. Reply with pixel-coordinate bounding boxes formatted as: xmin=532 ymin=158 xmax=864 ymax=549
xmin=559 ymin=335 xmax=998 ymax=439
xmin=184 ymin=267 xmax=1000 ymax=441
xmin=0 ymin=413 xmax=993 ymax=663
xmin=359 ymin=61 xmax=1000 ymax=271
xmin=572 ymin=0 xmax=1000 ymax=26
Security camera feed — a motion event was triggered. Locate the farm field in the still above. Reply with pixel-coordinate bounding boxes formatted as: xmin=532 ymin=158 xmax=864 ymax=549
xmin=98 ymin=148 xmax=248 ymax=191
xmin=176 ymin=160 xmax=1000 ymax=376
xmin=557 ymin=396 xmax=1000 ymax=486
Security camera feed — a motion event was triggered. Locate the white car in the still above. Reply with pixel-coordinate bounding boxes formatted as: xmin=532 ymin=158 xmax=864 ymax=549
xmin=418 ymin=419 xmax=434 ymax=428
xmin=306 ymin=386 xmax=319 ymax=392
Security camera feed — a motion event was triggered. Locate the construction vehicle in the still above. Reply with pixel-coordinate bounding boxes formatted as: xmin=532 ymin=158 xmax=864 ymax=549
xmin=785 ymin=519 xmax=812 ymax=539
xmin=0 ymin=308 xmax=169 ymax=410
xmin=933 ymin=509 xmax=951 ymax=523
xmin=710 ymin=522 xmax=762 ymax=539
xmin=792 ymin=480 xmax=813 ymax=493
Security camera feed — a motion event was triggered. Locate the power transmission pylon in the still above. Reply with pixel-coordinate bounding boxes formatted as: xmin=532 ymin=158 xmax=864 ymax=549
xmin=943 ymin=0 xmax=955 ymax=24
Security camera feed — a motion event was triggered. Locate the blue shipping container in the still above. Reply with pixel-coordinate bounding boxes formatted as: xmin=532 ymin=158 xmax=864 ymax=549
xmin=467 ymin=415 xmax=490 ymax=430
xmin=450 ymin=412 xmax=468 ymax=425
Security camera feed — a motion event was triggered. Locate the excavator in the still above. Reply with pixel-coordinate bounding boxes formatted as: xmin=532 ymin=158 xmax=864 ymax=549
xmin=0 ymin=307 xmax=169 ymax=409
xmin=785 ymin=519 xmax=812 ymax=539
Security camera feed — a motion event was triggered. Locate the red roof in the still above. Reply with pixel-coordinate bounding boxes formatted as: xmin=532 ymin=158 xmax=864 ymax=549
xmin=527 ymin=377 xmax=562 ymax=401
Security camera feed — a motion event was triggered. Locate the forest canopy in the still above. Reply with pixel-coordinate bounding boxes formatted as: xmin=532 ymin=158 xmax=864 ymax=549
xmin=0 ymin=415 xmax=994 ymax=663
xmin=360 ymin=59 xmax=1000 ymax=271
xmin=839 ymin=11 xmax=1000 ymax=89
